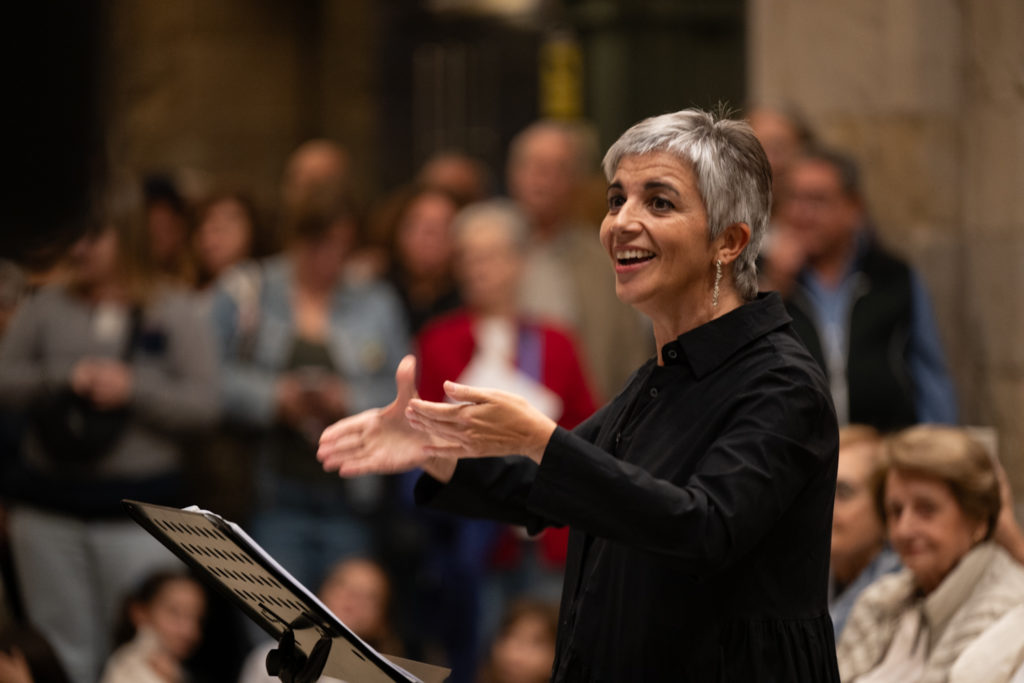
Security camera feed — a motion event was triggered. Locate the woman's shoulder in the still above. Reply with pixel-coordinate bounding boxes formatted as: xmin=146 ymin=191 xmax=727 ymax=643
xmin=967 ymin=544 xmax=1024 ymax=607
xmin=949 ymin=603 xmax=1024 ymax=683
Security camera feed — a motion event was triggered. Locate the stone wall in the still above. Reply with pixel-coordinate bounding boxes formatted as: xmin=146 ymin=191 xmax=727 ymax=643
xmin=749 ymin=0 xmax=1024 ymax=496
xmin=102 ymin=0 xmax=380 ymax=219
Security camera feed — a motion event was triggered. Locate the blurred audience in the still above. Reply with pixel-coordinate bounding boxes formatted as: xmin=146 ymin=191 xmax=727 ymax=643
xmin=0 ymin=624 xmax=71 ymax=683
xmin=280 ymin=140 xmax=350 ymax=222
xmin=830 ymin=425 xmax=901 ymax=639
xmin=746 ymin=104 xmax=816 ymax=295
xmin=780 ymin=148 xmax=957 ymax=430
xmin=0 ymin=180 xmax=218 ymax=683
xmin=144 ymin=174 xmax=196 ymax=286
xmin=0 ymin=262 xmax=26 ymax=338
xmin=237 ymin=556 xmax=400 ymax=683
xmin=386 ymin=187 xmax=463 ymax=334
xmin=507 ymin=119 xmax=652 ymax=401
xmin=192 ymin=191 xmax=274 ymax=292
xmin=417 ymin=151 xmax=492 ymax=206
xmin=837 ymin=425 xmax=1024 ymax=682
xmin=186 ymin=190 xmax=276 ymax=525
xmin=100 ymin=571 xmax=206 ymax=683
xmin=477 ymin=599 xmax=558 ymax=683
xmin=209 ymin=200 xmax=409 ymax=594
xmin=414 ymin=199 xmax=596 ymax=682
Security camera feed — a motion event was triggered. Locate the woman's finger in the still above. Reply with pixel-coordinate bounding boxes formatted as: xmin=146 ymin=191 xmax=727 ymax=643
xmin=441 ymin=380 xmax=495 ymax=405
xmin=320 ymin=409 xmax=375 ymax=443
xmin=316 ymin=432 xmax=364 ymax=461
xmin=407 ymin=398 xmax=468 ymax=425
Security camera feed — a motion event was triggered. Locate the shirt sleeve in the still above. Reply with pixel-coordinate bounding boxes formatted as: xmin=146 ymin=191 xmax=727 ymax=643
xmin=907 ymin=272 xmax=958 ymax=424
xmin=0 ymin=293 xmax=61 ymax=407
xmin=413 ymin=401 xmax=612 ymax=529
xmin=130 ymin=293 xmax=220 ymax=432
xmin=525 ymin=370 xmax=837 ymax=575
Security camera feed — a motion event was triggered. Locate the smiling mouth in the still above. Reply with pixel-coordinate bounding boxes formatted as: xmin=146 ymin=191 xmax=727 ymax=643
xmin=616 ymin=248 xmax=656 ymax=266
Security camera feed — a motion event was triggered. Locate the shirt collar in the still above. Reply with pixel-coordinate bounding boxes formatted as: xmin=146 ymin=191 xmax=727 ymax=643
xmin=661 ymin=292 xmax=792 ymax=378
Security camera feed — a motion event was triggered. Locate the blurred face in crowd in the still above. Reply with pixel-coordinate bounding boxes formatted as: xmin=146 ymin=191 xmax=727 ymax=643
xmin=884 ymin=470 xmax=988 ymax=594
xmin=600 ymin=152 xmax=716 ymax=323
xmin=780 ymin=159 xmax=862 ymax=263
xmin=195 ymin=197 xmax=254 ymax=279
xmin=831 ymin=440 xmax=886 ymax=585
xmin=131 ymin=578 xmax=206 ymax=661
xmin=320 ymin=560 xmax=389 ymax=641
xmin=490 ymin=612 xmax=557 ymax=683
xmin=67 ymin=226 xmax=119 ymax=290
xmin=147 ymin=200 xmax=189 ymax=267
xmin=396 ymin=192 xmax=458 ymax=280
xmin=418 ymin=154 xmax=487 ymax=204
xmin=747 ymin=108 xmax=803 ymax=180
xmin=455 ymin=218 xmax=523 ymax=316
xmin=508 ymin=128 xmax=579 ymax=230
xmin=294 ymin=219 xmax=353 ymax=290
xmin=281 ymin=141 xmax=349 ymax=213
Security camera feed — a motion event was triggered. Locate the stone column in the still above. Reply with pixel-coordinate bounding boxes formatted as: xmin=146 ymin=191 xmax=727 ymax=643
xmin=749 ymin=0 xmax=1024 ymax=500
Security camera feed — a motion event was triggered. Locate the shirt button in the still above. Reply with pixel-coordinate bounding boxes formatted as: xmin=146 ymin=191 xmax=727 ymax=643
xmin=649 ymin=387 xmax=659 ymax=397
xmin=666 ymin=349 xmax=678 ymax=360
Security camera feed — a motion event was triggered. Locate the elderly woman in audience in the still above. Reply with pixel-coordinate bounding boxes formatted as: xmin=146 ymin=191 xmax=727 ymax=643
xmin=837 ymin=424 xmax=1024 ymax=682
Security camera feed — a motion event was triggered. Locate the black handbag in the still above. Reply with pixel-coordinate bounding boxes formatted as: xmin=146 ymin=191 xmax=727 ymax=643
xmin=30 ymin=307 xmax=143 ymax=467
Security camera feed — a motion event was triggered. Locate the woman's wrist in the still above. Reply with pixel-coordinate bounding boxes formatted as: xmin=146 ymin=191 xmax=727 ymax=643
xmin=422 ymin=456 xmax=457 ymax=484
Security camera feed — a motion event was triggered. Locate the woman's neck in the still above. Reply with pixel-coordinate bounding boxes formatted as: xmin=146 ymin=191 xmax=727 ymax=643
xmin=650 ymin=290 xmax=744 ymax=364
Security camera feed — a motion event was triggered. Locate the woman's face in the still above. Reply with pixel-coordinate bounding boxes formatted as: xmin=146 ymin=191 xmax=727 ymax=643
xmin=455 ymin=221 xmax=523 ymax=315
xmin=320 ymin=561 xmax=388 ymax=641
xmin=132 ymin=578 xmax=206 ymax=661
xmin=491 ymin=613 xmax=556 ymax=683
xmin=294 ymin=220 xmax=352 ymax=288
xmin=885 ymin=470 xmax=987 ymax=594
xmin=600 ymin=152 xmax=716 ymax=322
xmin=396 ymin=193 xmax=457 ymax=279
xmin=195 ymin=197 xmax=253 ymax=278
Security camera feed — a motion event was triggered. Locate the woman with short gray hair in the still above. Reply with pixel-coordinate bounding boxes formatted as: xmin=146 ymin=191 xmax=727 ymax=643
xmin=320 ymin=108 xmax=840 ymax=680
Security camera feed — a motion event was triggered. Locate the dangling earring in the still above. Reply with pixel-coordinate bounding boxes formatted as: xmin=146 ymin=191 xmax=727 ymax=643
xmin=712 ymin=259 xmax=722 ymax=309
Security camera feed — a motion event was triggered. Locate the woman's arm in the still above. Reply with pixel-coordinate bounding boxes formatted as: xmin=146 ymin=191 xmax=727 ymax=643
xmin=0 ymin=292 xmax=66 ymax=407
xmin=408 ymin=370 xmax=837 ymax=573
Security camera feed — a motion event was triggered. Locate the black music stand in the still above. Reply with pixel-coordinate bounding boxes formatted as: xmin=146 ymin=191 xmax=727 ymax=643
xmin=123 ymin=500 xmax=449 ymax=683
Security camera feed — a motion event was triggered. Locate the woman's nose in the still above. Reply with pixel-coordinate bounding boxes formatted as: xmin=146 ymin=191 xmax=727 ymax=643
xmin=609 ymin=200 xmax=642 ymax=234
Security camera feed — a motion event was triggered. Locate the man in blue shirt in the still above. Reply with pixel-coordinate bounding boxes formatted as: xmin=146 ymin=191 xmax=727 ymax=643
xmin=780 ymin=148 xmax=957 ymax=430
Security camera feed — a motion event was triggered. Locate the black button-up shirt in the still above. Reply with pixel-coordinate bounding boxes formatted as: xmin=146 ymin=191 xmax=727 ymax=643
xmin=417 ymin=293 xmax=840 ymax=681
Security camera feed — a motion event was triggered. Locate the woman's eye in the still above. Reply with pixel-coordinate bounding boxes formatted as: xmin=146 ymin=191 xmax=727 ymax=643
xmin=607 ymin=195 xmax=625 ymax=210
xmin=651 ymin=197 xmax=675 ymax=211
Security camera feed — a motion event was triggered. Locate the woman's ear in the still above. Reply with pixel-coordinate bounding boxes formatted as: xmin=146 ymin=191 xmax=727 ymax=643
xmin=716 ymin=222 xmax=751 ymax=266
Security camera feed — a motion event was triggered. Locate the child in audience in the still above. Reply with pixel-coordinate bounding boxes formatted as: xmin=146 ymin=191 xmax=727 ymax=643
xmin=477 ymin=599 xmax=558 ymax=683
xmin=100 ymin=571 xmax=206 ymax=683
xmin=236 ymin=556 xmax=400 ymax=683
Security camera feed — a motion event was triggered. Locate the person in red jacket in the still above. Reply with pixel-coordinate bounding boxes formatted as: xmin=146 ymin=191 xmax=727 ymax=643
xmin=414 ymin=199 xmax=598 ymax=681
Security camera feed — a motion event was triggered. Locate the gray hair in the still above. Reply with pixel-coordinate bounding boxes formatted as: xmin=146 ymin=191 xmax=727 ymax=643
xmin=602 ymin=109 xmax=772 ymax=301
xmin=451 ymin=198 xmax=531 ymax=254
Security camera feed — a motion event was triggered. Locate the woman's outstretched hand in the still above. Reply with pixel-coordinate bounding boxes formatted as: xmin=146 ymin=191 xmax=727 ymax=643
xmin=406 ymin=380 xmax=557 ymax=465
xmin=318 ymin=355 xmax=454 ymax=479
